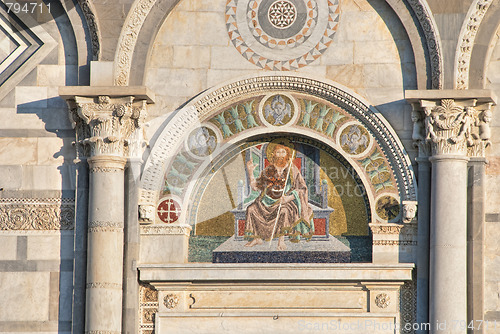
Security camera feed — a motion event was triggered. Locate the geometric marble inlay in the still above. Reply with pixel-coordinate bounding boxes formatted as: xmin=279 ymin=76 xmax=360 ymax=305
xmin=0 ymin=3 xmax=55 ymax=97
xmin=226 ymin=0 xmax=340 ymax=70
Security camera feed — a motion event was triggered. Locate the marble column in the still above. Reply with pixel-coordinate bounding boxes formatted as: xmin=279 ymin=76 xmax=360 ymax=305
xmin=406 ymin=91 xmax=495 ymax=334
xmin=62 ymin=90 xmax=150 ymax=334
xmin=467 ymin=158 xmax=486 ymax=334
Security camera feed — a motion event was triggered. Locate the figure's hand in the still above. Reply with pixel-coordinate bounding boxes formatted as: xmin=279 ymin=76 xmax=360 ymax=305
xmin=246 ymin=161 xmax=258 ymax=174
xmin=280 ymin=195 xmax=294 ymax=204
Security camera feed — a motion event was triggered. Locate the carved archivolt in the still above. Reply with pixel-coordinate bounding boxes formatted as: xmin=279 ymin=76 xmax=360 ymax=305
xmin=406 ymin=0 xmax=444 ymax=89
xmin=76 ymin=0 xmax=101 ymax=60
xmin=139 ymin=75 xmax=417 ymax=220
xmin=0 ymin=198 xmax=74 ymax=230
xmin=455 ymin=0 xmax=494 ymax=89
xmin=114 ymin=0 xmax=156 ymax=86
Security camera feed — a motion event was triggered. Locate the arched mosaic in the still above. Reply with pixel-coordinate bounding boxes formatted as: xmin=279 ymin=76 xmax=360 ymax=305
xmin=225 ymin=0 xmax=340 ymax=70
xmin=140 ymin=74 xmax=416 ymax=215
xmin=139 ymin=75 xmax=416 ymax=264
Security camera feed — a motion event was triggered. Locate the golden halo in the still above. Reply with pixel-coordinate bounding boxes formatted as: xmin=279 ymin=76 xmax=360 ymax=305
xmin=265 ymin=138 xmax=295 ymax=162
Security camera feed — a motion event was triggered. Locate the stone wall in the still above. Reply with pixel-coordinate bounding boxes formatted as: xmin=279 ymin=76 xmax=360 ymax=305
xmin=0 ymin=2 xmax=81 ymax=333
xmin=145 ymin=0 xmax=417 ymax=155
xmin=484 ymin=31 xmax=500 ymax=332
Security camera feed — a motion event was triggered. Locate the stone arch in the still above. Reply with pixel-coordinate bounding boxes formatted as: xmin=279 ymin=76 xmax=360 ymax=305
xmin=455 ymin=0 xmax=500 ymax=89
xmin=75 ymin=0 xmax=101 ymax=61
xmin=139 ymin=73 xmax=417 ymax=225
xmin=113 ymin=0 xmax=442 ymax=89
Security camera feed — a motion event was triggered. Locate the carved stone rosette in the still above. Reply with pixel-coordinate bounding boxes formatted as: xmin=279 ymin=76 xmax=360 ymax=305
xmin=68 ymin=95 xmax=147 ymax=159
xmin=410 ymin=98 xmax=493 ymax=157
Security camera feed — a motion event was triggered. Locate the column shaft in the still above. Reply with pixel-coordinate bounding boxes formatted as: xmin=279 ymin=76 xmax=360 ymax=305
xmin=467 ymin=159 xmax=486 ymax=334
xmin=86 ymin=156 xmax=127 ymax=334
xmin=416 ymin=158 xmax=431 ymax=332
xmin=429 ymin=155 xmax=469 ymax=334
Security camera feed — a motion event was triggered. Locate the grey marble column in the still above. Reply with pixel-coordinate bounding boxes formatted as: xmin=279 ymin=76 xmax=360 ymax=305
xmin=406 ymin=91 xmax=495 ymax=334
xmin=62 ymin=91 xmax=150 ymax=334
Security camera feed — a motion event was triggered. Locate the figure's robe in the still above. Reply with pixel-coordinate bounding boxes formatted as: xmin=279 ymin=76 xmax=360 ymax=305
xmin=245 ymin=163 xmax=314 ymax=242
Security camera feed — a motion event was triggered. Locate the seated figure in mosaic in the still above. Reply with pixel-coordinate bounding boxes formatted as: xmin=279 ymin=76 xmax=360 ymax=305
xmin=244 ymin=141 xmax=314 ymax=250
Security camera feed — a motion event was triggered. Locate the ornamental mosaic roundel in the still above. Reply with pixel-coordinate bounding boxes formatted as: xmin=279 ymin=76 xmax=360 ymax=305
xmin=225 ymin=0 xmax=340 ymax=70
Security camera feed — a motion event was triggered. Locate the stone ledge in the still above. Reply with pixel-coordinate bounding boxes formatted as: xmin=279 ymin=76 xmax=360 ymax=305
xmin=59 ymin=86 xmax=155 ymax=104
xmin=404 ymin=89 xmax=497 ymax=104
xmin=138 ymin=263 xmax=414 ymax=282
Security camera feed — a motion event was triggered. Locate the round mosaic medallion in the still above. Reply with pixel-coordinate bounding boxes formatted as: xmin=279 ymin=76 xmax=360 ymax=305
xmin=338 ymin=123 xmax=371 ymax=156
xmin=259 ymin=93 xmax=300 ymax=127
xmin=186 ymin=126 xmax=218 ymax=158
xmin=157 ymin=197 xmax=181 ymax=224
xmin=375 ymin=195 xmax=400 ymax=221
xmin=226 ymin=0 xmax=340 ymax=70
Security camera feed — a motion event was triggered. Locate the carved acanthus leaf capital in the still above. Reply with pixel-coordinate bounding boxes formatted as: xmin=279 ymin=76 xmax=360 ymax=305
xmin=68 ymin=95 xmax=148 ymax=157
xmin=407 ymin=94 xmax=495 ymax=157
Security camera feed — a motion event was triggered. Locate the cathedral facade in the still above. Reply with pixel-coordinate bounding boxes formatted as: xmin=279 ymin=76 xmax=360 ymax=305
xmin=0 ymin=0 xmax=499 ymax=333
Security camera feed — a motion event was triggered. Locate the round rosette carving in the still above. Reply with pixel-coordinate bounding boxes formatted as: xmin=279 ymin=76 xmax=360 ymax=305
xmin=164 ymin=294 xmax=179 ymax=309
xmin=375 ymin=293 xmax=390 ymax=308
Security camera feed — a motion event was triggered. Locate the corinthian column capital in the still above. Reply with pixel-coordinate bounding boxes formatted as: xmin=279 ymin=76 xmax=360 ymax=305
xmin=405 ymin=90 xmax=496 ymax=157
xmin=60 ymin=87 xmax=154 ymax=159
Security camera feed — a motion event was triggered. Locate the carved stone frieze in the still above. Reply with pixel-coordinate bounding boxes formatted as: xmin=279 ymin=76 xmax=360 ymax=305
xmin=68 ymin=96 xmax=147 ymax=158
xmin=140 ymin=224 xmax=192 ymax=236
xmin=86 ymin=282 xmax=122 ymax=289
xmin=88 ymin=221 xmax=123 ymax=233
xmin=411 ymin=99 xmax=493 ymax=157
xmin=0 ymin=198 xmax=74 ymax=230
xmin=373 ymin=240 xmax=417 ymax=246
xmin=455 ymin=0 xmax=494 ymax=89
xmin=89 ymin=167 xmax=123 ymax=173
xmin=139 ymin=283 xmax=158 ymax=334
xmin=370 ymin=223 xmax=404 ymax=235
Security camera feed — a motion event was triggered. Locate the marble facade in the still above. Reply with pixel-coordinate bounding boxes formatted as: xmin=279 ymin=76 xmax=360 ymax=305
xmin=0 ymin=1 xmax=499 ymax=333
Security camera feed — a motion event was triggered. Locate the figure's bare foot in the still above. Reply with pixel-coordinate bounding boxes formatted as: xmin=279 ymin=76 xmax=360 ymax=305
xmin=245 ymin=238 xmax=263 ymax=247
xmin=277 ymin=236 xmax=287 ymax=250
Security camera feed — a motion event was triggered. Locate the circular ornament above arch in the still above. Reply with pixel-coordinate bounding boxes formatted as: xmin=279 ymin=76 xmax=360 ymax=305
xmin=225 ymin=0 xmax=340 ymax=70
